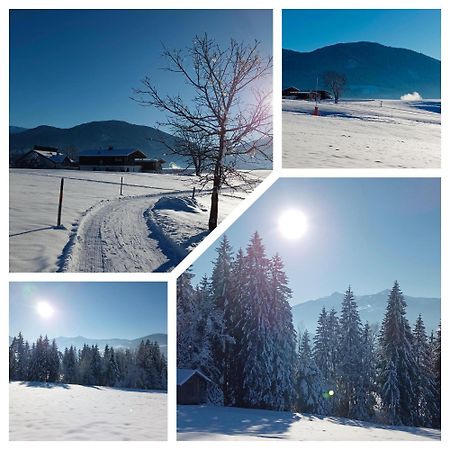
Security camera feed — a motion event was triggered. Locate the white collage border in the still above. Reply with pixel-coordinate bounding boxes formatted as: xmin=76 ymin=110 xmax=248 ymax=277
xmin=1 ymin=0 xmax=447 ymax=448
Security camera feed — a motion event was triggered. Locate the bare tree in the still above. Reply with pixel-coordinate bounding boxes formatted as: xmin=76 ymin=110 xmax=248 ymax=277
xmin=323 ymin=71 xmax=347 ymax=104
xmin=133 ymin=34 xmax=272 ymax=231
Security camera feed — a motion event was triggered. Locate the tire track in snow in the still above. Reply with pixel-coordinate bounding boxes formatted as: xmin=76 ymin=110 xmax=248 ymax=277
xmin=62 ymin=191 xmax=194 ymax=272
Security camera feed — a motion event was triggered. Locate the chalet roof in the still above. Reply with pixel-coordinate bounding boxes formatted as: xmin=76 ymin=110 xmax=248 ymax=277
xmin=177 ymin=368 xmax=212 ymax=386
xmin=31 ymin=149 xmax=69 ymax=164
xmin=282 ymin=86 xmax=301 ymax=93
xmin=79 ymin=148 xmax=147 ymax=158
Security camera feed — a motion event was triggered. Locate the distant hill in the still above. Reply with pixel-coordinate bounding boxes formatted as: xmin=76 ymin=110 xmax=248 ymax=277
xmin=282 ymin=42 xmax=441 ymax=99
xmin=292 ymin=289 xmax=440 ymax=335
xmin=9 ymin=119 xmax=272 ymax=170
xmin=9 ymin=120 xmax=181 ymax=166
xmin=9 ymin=126 xmax=28 ymax=134
xmin=9 ymin=333 xmax=167 ymax=356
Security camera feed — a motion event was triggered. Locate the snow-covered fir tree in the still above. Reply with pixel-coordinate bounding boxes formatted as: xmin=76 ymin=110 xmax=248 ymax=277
xmin=378 ymin=281 xmax=418 ymax=426
xmin=336 ymin=286 xmax=364 ymax=418
xmin=295 ymin=330 xmax=326 ymax=414
xmin=412 ymin=314 xmax=439 ymax=427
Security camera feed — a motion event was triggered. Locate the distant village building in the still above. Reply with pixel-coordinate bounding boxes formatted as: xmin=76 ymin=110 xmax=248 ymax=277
xmin=78 ymin=147 xmax=148 ymax=172
xmin=282 ymin=86 xmax=332 ymax=101
xmin=15 ymin=145 xmax=74 ymax=169
xmin=177 ymin=369 xmax=212 ymax=405
xmin=136 ymin=158 xmax=166 ymax=173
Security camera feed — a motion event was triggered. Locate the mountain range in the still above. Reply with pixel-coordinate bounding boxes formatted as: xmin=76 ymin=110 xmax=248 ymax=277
xmin=292 ymin=289 xmax=440 ymax=335
xmin=282 ymin=41 xmax=441 ymax=99
xmin=9 ymin=333 xmax=167 ymax=356
xmin=9 ymin=120 xmax=272 ymax=169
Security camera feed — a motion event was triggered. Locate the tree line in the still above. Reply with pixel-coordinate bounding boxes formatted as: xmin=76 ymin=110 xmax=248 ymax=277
xmin=9 ymin=335 xmax=167 ymax=390
xmin=177 ymin=233 xmax=441 ymax=428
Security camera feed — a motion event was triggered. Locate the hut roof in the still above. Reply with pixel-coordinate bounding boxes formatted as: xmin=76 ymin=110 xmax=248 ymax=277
xmin=177 ymin=368 xmax=212 ymax=386
xmin=79 ymin=148 xmax=146 ymax=158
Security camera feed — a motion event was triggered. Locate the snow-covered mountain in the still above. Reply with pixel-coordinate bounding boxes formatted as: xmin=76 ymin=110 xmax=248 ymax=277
xmin=283 ymin=41 xmax=441 ymax=99
xmin=9 ymin=333 xmax=167 ymax=355
xmin=292 ymin=290 xmax=440 ymax=334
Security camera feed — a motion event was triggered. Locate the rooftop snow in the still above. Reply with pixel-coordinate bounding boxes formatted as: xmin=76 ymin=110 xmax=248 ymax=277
xmin=79 ymin=148 xmax=146 ymax=157
xmin=177 ymin=369 xmax=211 ymax=386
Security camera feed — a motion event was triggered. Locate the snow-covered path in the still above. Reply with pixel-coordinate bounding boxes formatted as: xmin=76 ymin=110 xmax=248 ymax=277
xmin=10 ymin=169 xmax=267 ymax=272
xmin=178 ymin=405 xmax=440 ymax=441
xmin=282 ymin=99 xmax=440 ymax=168
xmin=10 ymin=382 xmax=167 ymax=440
xmin=63 ymin=193 xmax=191 ymax=273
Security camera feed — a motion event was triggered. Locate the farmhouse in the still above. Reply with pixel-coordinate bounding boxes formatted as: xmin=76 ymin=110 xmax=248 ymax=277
xmin=136 ymin=158 xmax=166 ymax=173
xmin=177 ymin=369 xmax=212 ymax=405
xmin=15 ymin=145 xmax=74 ymax=169
xmin=282 ymin=86 xmax=332 ymax=101
xmin=78 ymin=147 xmax=148 ymax=172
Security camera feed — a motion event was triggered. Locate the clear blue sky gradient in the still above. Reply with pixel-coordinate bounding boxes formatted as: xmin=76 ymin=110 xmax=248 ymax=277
xmin=283 ymin=9 xmax=441 ymax=60
xmin=9 ymin=282 xmax=167 ymax=341
xmin=192 ymin=178 xmax=441 ymax=304
xmin=10 ymin=9 xmax=272 ymax=129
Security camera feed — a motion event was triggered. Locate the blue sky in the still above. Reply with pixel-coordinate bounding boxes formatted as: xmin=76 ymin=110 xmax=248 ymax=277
xmin=283 ymin=9 xmax=441 ymax=60
xmin=10 ymin=9 xmax=272 ymax=129
xmin=9 ymin=282 xmax=167 ymax=341
xmin=192 ymin=178 xmax=441 ymax=304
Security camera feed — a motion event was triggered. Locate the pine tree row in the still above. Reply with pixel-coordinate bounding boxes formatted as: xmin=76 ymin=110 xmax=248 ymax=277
xmin=9 ymin=335 xmax=167 ymax=390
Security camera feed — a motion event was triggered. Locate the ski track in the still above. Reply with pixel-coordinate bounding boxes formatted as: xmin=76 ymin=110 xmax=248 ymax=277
xmin=64 ymin=192 xmax=192 ymax=273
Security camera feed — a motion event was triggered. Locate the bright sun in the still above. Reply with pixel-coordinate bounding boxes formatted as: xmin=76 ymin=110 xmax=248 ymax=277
xmin=278 ymin=209 xmax=308 ymax=240
xmin=36 ymin=301 xmax=54 ymax=319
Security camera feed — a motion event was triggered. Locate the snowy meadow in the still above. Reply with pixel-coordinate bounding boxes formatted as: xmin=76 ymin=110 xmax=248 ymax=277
xmin=282 ymin=99 xmax=440 ymax=168
xmin=10 ymin=382 xmax=167 ymax=440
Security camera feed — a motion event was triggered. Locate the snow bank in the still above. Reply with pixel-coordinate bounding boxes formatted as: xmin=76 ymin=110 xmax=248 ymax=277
xmin=178 ymin=405 xmax=440 ymax=441
xmin=10 ymin=381 xmax=167 ymax=440
xmin=153 ymin=196 xmax=208 ymax=213
xmin=400 ymin=92 xmax=422 ymax=101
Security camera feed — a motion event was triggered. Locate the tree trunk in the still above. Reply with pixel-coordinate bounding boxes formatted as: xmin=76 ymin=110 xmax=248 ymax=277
xmin=208 ymin=182 xmax=220 ymax=231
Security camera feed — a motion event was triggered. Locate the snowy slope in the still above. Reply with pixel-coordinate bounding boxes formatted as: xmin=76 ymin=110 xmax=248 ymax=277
xmin=282 ymin=99 xmax=440 ymax=168
xmin=177 ymin=405 xmax=440 ymax=441
xmin=10 ymin=169 xmax=266 ymax=272
xmin=10 ymin=381 xmax=167 ymax=440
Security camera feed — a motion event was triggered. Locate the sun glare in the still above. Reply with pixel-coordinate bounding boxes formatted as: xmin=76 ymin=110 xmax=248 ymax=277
xmin=278 ymin=209 xmax=308 ymax=240
xmin=36 ymin=301 xmax=54 ymax=319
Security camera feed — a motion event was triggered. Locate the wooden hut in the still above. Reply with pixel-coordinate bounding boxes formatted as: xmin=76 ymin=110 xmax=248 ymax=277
xmin=177 ymin=369 xmax=211 ymax=405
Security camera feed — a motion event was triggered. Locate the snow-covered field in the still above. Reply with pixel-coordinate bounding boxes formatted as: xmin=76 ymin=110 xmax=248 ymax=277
xmin=9 ymin=169 xmax=266 ymax=272
xmin=177 ymin=405 xmax=440 ymax=441
xmin=10 ymin=381 xmax=167 ymax=440
xmin=282 ymin=99 xmax=440 ymax=168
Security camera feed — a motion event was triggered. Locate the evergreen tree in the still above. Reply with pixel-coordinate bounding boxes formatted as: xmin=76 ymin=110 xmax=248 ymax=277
xmin=378 ymin=281 xmax=418 ymax=426
xmin=268 ymin=253 xmax=296 ymax=410
xmin=412 ymin=315 xmax=439 ymax=427
xmin=296 ymin=330 xmax=326 ymax=413
xmin=336 ymin=286 xmax=363 ymax=418
xmin=354 ymin=322 xmax=376 ymax=421
xmin=210 ymin=236 xmax=234 ymax=404
xmin=432 ymin=322 xmax=441 ymax=428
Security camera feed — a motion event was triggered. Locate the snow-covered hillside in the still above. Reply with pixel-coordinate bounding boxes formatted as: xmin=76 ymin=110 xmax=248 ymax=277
xmin=283 ymin=99 xmax=440 ymax=168
xmin=9 ymin=169 xmax=266 ymax=272
xmin=177 ymin=405 xmax=440 ymax=441
xmin=10 ymin=381 xmax=167 ymax=440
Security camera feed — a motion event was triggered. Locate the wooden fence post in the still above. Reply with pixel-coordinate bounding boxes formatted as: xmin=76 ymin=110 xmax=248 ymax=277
xmin=120 ymin=176 xmax=123 ymax=196
xmin=57 ymin=178 xmax=64 ymax=227
xmin=192 ymin=187 xmax=196 ymax=199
